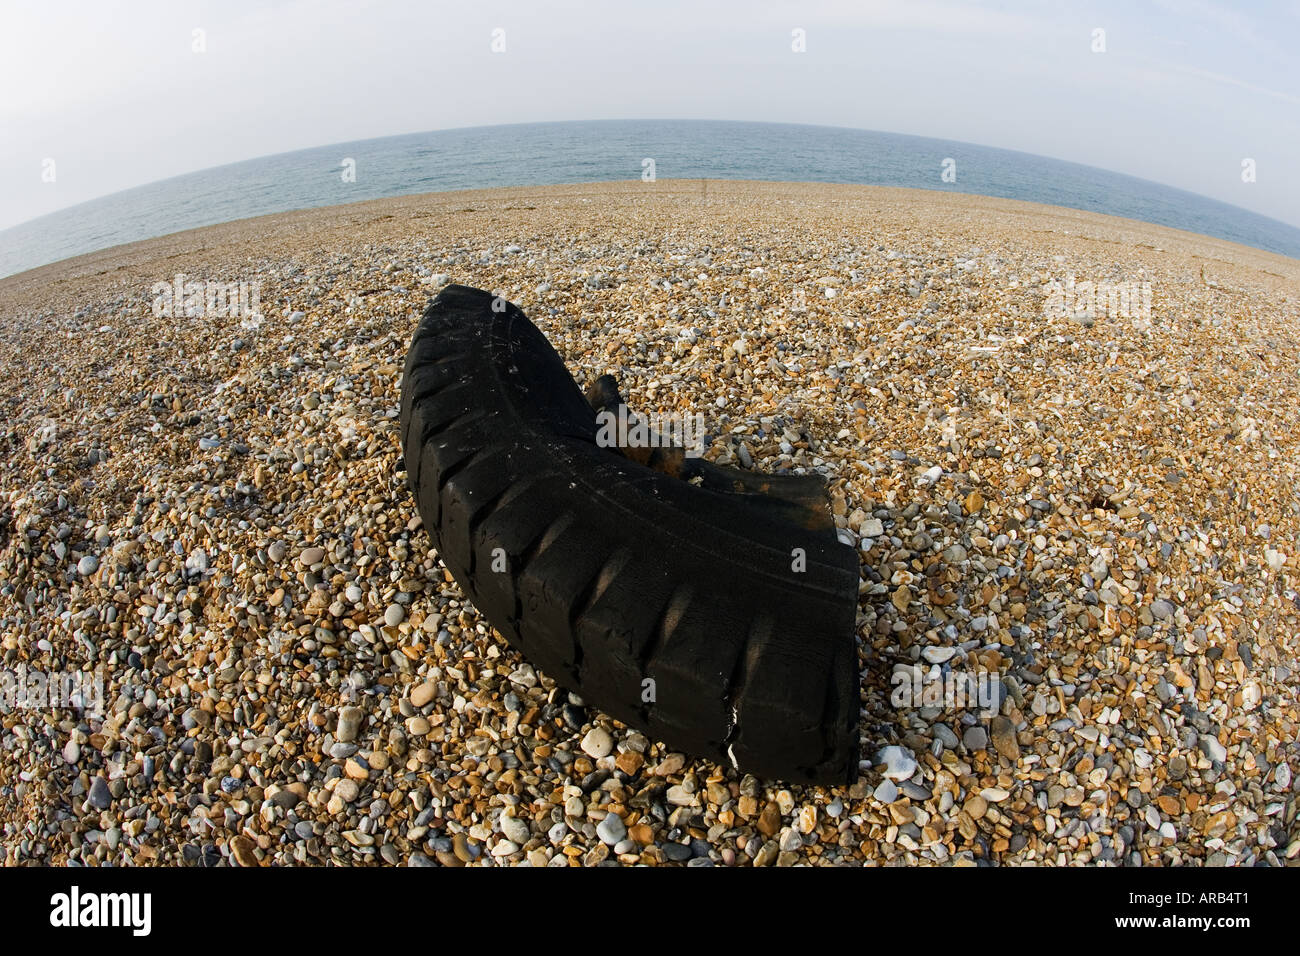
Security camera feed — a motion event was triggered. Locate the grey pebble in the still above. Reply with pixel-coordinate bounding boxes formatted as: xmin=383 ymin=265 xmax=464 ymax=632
xmin=932 ymin=723 xmax=960 ymax=749
xmin=596 ymin=813 xmax=626 ymax=846
xmin=87 ymin=777 xmax=112 ymax=810
xmin=900 ymin=781 xmax=933 ymax=801
xmin=661 ymin=842 xmax=692 ymax=861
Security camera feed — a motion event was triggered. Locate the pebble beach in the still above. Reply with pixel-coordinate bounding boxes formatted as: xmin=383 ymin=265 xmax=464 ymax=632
xmin=1 ymin=179 xmax=1297 ymax=867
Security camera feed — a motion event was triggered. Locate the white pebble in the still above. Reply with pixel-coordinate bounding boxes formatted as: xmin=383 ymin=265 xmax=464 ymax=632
xmin=875 ymin=745 xmax=917 ymax=781
xmin=581 ymin=726 xmax=613 ymax=759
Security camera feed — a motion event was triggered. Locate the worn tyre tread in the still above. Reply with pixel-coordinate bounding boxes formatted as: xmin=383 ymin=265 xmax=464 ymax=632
xmin=400 ymin=285 xmax=860 ymax=784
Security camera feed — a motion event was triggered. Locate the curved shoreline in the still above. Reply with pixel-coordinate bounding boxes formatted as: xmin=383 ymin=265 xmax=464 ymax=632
xmin=2 ymin=180 xmax=1298 ymax=306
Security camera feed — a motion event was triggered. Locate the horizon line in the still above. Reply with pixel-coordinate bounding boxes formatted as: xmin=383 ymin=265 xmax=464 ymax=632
xmin=7 ymin=118 xmax=1299 ymax=239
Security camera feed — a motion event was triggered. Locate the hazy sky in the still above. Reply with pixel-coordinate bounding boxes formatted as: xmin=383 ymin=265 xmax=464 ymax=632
xmin=2 ymin=0 xmax=1298 ymax=231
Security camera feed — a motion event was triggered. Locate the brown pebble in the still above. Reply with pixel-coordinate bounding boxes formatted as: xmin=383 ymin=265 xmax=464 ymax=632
xmin=990 ymin=716 xmax=1021 ymax=760
xmin=230 ymin=836 xmax=259 ymax=867
xmin=757 ymin=801 xmax=782 ymax=837
xmin=615 ymin=751 xmax=644 ymax=776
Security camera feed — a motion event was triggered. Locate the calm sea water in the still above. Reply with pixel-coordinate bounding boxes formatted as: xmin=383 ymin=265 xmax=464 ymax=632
xmin=4 ymin=119 xmax=1299 ymax=279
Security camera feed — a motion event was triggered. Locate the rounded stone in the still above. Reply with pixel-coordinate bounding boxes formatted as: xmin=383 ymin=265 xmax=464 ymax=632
xmin=581 ymin=726 xmax=614 ymax=759
xmin=596 ymin=812 xmax=627 ymax=846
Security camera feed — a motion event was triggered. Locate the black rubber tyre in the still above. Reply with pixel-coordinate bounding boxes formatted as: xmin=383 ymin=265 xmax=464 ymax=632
xmin=400 ymin=285 xmax=860 ymax=784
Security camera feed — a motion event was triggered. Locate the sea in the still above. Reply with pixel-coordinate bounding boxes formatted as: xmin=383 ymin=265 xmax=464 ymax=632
xmin=3 ymin=119 xmax=1298 ymax=279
